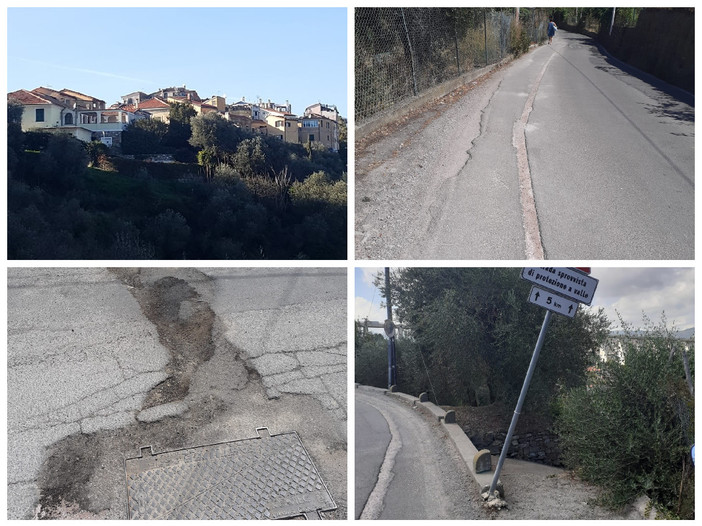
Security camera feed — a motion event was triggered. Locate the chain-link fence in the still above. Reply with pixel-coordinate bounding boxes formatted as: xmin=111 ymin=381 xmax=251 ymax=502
xmin=356 ymin=8 xmax=549 ymax=123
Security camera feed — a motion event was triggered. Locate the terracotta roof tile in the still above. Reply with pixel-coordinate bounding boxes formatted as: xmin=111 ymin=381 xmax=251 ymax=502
xmin=8 ymin=89 xmax=60 ymax=106
xmin=137 ymin=98 xmax=170 ymax=109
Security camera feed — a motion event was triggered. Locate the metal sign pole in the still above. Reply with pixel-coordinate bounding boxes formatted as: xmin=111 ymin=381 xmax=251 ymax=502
xmin=488 ymin=309 xmax=553 ymax=496
xmin=385 ymin=268 xmax=394 ymax=388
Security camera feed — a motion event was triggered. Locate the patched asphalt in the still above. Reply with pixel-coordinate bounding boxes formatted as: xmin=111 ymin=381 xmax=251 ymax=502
xmin=7 ymin=267 xmax=347 ymax=520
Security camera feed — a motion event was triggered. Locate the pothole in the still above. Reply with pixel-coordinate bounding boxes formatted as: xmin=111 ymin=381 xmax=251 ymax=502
xmin=32 ymin=269 xmax=344 ymax=519
xmin=35 ymin=269 xmax=251 ymax=519
xmin=111 ymin=271 xmax=217 ymax=409
xmin=36 ymin=398 xmax=227 ymax=519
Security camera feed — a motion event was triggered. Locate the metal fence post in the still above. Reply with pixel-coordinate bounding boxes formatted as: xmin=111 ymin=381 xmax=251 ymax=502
xmin=401 ymin=8 xmax=419 ymax=96
xmin=484 ymin=9 xmax=488 ymax=66
xmin=455 ymin=27 xmax=461 ymax=75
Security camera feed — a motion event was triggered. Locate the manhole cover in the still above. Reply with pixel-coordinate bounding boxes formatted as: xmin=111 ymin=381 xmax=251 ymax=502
xmin=124 ymin=428 xmax=336 ymax=519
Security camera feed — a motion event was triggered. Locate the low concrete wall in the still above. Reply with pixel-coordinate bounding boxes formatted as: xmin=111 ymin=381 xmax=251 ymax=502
xmin=356 ymin=56 xmax=514 ymax=142
xmin=468 ymin=429 xmax=562 ymax=467
xmin=386 ymin=389 xmax=502 ymax=497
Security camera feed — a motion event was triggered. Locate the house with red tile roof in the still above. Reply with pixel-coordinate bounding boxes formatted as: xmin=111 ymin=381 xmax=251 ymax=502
xmin=8 ymin=87 xmax=145 ymax=147
xmin=7 ymin=88 xmax=93 ymax=142
xmin=131 ymin=97 xmax=172 ymax=122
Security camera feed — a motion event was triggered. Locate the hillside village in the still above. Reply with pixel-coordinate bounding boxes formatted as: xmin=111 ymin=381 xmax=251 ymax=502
xmin=8 ymin=83 xmax=347 ymax=260
xmin=7 ymin=85 xmax=341 ymax=152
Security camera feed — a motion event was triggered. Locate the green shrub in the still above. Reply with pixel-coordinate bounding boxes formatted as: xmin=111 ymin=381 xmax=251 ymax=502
xmin=509 ymin=23 xmax=531 ymax=57
xmin=355 ymin=324 xmax=389 ymax=388
xmin=555 ymin=323 xmax=694 ymax=517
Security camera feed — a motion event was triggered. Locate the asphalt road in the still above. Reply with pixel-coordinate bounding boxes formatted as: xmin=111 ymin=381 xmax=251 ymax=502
xmin=7 ymin=268 xmax=347 ymax=520
xmin=355 ymin=386 xmax=487 ymax=520
xmin=356 ymin=30 xmax=694 ymax=260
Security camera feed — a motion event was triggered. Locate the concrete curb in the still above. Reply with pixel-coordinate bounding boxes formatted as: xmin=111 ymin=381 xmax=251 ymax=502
xmin=386 ymin=389 xmax=503 ymax=498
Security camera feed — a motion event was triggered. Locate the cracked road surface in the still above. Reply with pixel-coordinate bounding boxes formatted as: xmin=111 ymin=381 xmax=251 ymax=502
xmin=7 ymin=267 xmax=347 ymax=519
xmin=356 ymin=30 xmax=694 ymax=260
xmin=355 ymin=386 xmax=486 ymax=520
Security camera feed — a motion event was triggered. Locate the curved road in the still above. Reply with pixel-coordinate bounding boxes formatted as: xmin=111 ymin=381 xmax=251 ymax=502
xmin=356 ymin=30 xmax=694 ymax=260
xmin=355 ymin=386 xmax=486 ymax=520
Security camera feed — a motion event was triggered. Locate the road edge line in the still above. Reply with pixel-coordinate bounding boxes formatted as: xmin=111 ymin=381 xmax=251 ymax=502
xmin=513 ymin=52 xmax=555 ymax=260
xmin=358 ymin=393 xmax=403 ymax=520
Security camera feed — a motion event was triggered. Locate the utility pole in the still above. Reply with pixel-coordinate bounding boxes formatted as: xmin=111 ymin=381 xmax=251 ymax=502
xmin=384 ymin=268 xmax=397 ymax=388
xmin=609 ymin=7 xmax=616 ymax=36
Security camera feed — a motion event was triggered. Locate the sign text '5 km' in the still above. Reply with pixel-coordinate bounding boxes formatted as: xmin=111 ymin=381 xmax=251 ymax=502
xmin=528 ymin=286 xmax=579 ymax=318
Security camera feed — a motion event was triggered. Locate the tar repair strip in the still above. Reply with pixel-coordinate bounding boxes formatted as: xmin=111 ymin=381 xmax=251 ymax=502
xmin=124 ymin=428 xmax=336 ymax=519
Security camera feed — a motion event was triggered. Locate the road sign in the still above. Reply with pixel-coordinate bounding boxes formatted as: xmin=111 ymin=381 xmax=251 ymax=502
xmin=528 ymin=286 xmax=579 ymax=318
xmin=383 ymin=319 xmax=395 ymax=338
xmin=521 ymin=267 xmax=599 ymax=305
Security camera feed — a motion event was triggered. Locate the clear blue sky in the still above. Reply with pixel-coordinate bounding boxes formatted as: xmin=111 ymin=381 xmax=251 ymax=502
xmin=8 ymin=7 xmax=347 ymax=117
xmin=356 ymin=268 xmax=695 ymax=332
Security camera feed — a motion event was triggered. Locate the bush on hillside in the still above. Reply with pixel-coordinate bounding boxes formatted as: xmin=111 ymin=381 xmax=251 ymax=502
xmin=555 ymin=321 xmax=694 ymax=518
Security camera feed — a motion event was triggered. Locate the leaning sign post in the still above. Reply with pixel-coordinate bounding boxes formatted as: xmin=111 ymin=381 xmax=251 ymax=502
xmin=486 ymin=267 xmax=599 ymax=499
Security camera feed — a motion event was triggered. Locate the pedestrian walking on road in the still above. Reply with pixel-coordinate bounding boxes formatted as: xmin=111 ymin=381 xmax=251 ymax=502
xmin=548 ymin=17 xmax=558 ymax=44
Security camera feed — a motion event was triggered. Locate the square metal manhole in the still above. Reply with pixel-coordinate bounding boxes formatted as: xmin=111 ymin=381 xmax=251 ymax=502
xmin=124 ymin=428 xmax=337 ymax=519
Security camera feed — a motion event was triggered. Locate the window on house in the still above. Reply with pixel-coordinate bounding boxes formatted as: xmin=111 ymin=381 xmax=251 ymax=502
xmin=309 ymin=134 xmax=315 ymax=142
xmin=64 ymin=113 xmax=73 ymax=125
xmin=35 ymin=108 xmax=45 ymax=122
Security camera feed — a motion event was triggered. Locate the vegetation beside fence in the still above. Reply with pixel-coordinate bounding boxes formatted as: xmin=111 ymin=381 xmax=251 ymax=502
xmin=355 ymin=8 xmax=549 ymax=123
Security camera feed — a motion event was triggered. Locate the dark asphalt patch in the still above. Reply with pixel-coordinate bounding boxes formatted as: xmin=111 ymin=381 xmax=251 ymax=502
xmin=125 ymin=429 xmax=337 ymax=519
xmin=37 ymin=398 xmax=228 ymax=519
xmin=114 ymin=272 xmax=217 ymax=409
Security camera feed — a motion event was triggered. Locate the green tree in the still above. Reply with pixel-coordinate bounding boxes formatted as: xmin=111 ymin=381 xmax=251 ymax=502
xmin=555 ymin=322 xmax=694 ymax=517
xmin=8 ymin=102 xmax=24 ymax=175
xmin=34 ymin=133 xmax=89 ymax=190
xmin=337 ymin=115 xmax=348 ymax=166
xmin=289 ymin=171 xmax=347 ymax=207
xmin=165 ymin=101 xmax=197 ymax=150
xmin=143 ymin=208 xmax=191 ymax=258
xmin=122 ymin=118 xmax=168 ymax=154
xmin=355 ymin=322 xmax=389 ymax=388
xmin=197 ymin=147 xmax=218 ymax=180
xmin=382 ymin=268 xmax=610 ymax=408
xmin=232 ymin=136 xmax=270 ymax=177
xmin=189 ymin=112 xmax=245 ymax=159
xmin=85 ymin=141 xmax=111 ymax=169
